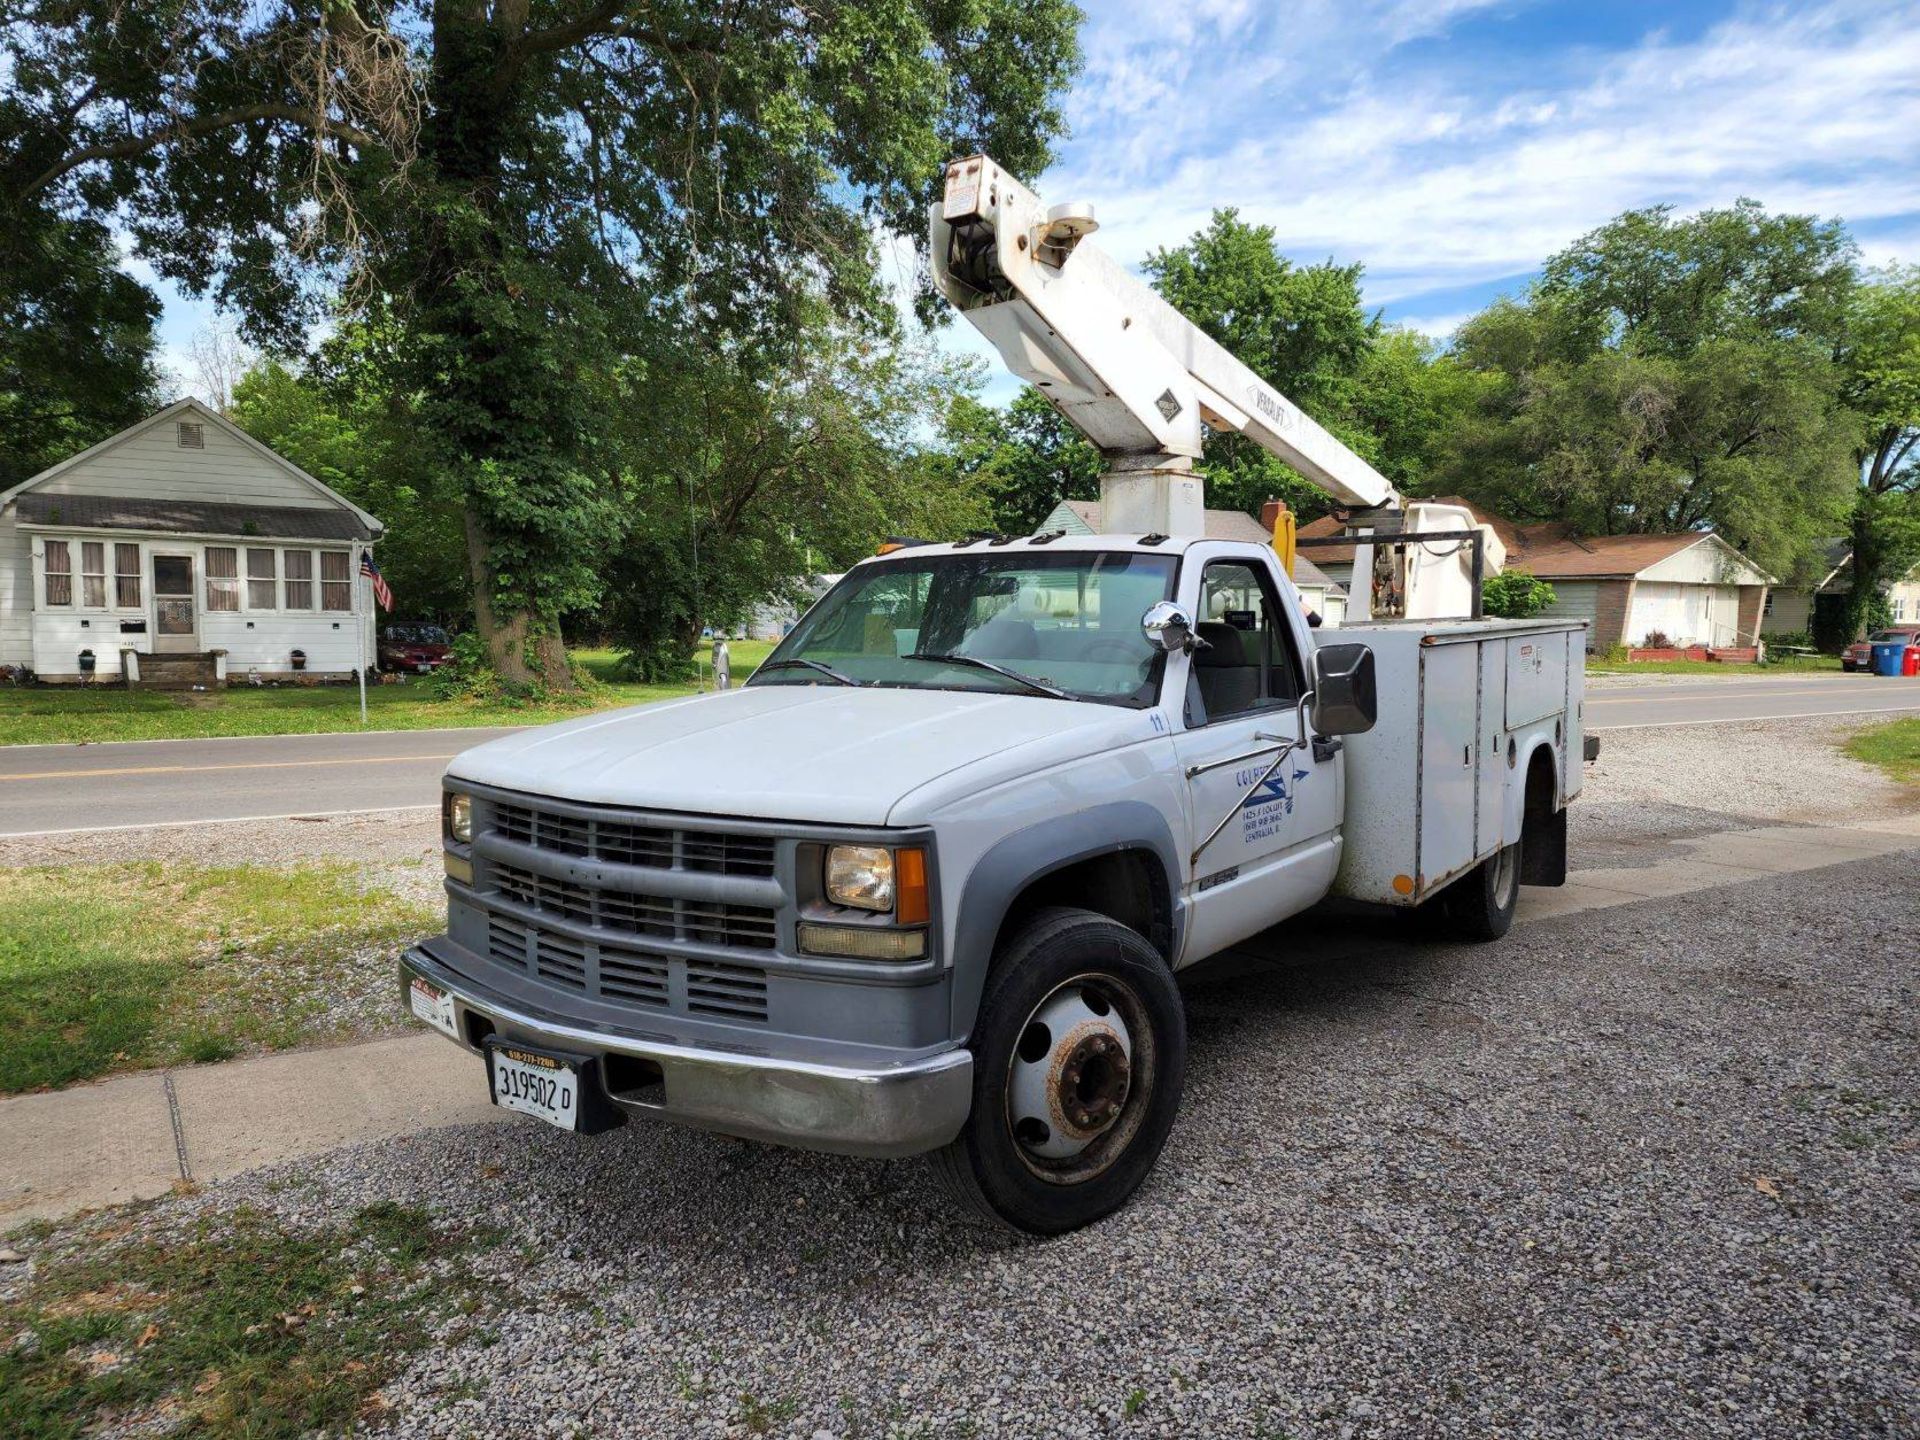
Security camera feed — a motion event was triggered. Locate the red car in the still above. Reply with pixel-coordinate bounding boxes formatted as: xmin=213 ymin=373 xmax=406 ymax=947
xmin=1842 ymin=627 xmax=1920 ymax=672
xmin=379 ymin=623 xmax=453 ymax=673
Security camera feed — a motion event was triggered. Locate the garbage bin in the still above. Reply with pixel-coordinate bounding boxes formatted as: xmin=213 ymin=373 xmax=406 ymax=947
xmin=1905 ymin=646 xmax=1920 ymax=678
xmin=1871 ymin=640 xmax=1906 ymax=676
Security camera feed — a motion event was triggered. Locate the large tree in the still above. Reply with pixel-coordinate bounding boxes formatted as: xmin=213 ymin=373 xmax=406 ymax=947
xmin=4 ymin=1 xmax=1080 ymax=685
xmin=1440 ymin=202 xmax=1861 ymax=580
xmin=1836 ymin=266 xmax=1920 ymax=636
xmin=601 ymin=322 xmax=992 ymax=677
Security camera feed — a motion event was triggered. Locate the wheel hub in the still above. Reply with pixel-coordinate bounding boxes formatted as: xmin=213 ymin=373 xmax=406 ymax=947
xmin=1008 ymin=985 xmax=1134 ymax=1161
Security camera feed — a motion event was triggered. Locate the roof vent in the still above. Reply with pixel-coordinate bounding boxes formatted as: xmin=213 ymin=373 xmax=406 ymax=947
xmin=177 ymin=422 xmax=204 ymax=449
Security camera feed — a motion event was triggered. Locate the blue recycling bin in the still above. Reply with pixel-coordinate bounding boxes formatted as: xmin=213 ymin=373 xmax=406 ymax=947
xmin=1871 ymin=641 xmax=1906 ymax=677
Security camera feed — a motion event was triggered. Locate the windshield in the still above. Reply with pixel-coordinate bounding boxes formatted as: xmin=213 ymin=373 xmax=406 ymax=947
xmin=1867 ymin=630 xmax=1913 ymax=642
xmin=752 ymin=549 xmax=1178 ymax=706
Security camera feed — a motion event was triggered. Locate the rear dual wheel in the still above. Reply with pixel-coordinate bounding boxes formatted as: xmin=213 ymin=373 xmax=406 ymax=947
xmin=932 ymin=907 xmax=1186 ymax=1235
xmin=1426 ymin=838 xmax=1521 ymax=942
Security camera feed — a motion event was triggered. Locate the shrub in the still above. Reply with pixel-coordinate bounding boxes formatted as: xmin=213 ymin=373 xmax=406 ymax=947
xmin=1482 ymin=568 xmax=1558 ymax=620
xmin=1640 ymin=629 xmax=1673 ymax=649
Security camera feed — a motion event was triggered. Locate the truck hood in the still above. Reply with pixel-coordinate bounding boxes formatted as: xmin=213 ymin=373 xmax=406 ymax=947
xmin=445 ymin=684 xmax=1149 ymax=826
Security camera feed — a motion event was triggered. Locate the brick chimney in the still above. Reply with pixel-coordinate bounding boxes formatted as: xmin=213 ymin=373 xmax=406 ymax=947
xmin=1259 ymin=498 xmax=1288 ymax=533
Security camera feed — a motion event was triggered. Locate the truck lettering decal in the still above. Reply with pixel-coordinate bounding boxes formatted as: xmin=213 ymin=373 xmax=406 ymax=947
xmin=1238 ymin=767 xmax=1310 ymax=844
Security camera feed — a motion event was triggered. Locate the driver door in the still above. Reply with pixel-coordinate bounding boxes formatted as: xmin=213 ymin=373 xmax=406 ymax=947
xmin=1172 ymin=555 xmax=1342 ymax=960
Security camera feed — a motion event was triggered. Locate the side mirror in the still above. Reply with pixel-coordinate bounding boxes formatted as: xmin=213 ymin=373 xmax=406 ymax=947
xmin=1142 ymin=600 xmax=1199 ymax=654
xmin=1311 ymin=642 xmax=1377 ymax=736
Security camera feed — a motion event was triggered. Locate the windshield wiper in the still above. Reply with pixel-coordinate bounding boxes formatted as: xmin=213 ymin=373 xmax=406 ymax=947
xmin=756 ymin=657 xmax=862 ymax=686
xmin=905 ymin=651 xmax=1071 ymax=700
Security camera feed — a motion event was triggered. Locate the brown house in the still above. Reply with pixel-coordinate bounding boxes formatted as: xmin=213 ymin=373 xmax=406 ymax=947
xmin=1297 ymin=497 xmax=1774 ymax=652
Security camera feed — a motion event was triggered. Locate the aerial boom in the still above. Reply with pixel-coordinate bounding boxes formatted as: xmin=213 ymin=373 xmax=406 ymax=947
xmin=930 ymin=156 xmax=1401 ymax=535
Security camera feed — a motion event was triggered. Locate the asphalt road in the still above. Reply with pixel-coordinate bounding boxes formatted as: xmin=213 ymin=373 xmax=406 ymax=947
xmin=3 ymin=672 xmax=1918 ymax=837
xmin=1585 ymin=671 xmax=1920 ymax=730
xmin=0 ymin=727 xmax=516 ymax=837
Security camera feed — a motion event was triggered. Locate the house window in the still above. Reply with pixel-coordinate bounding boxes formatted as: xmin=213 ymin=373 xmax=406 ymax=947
xmin=44 ymin=540 xmax=72 ymax=606
xmin=284 ymin=549 xmax=313 ymax=610
xmin=319 ymin=550 xmax=352 ymax=611
xmin=81 ymin=541 xmax=106 ymax=608
xmin=205 ymin=546 xmax=240 ymax=611
xmin=115 ymin=544 xmax=141 ymax=607
xmin=247 ymin=548 xmax=277 ymax=609
xmin=177 ymin=422 xmax=204 ymax=449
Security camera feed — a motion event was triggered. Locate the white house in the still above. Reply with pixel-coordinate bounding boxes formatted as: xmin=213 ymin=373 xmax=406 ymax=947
xmin=1039 ymin=498 xmax=1348 ymax=624
xmin=0 ymin=399 xmax=384 ymax=683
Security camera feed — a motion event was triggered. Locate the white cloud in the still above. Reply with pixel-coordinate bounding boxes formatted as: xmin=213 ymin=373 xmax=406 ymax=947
xmin=1037 ymin=0 xmax=1920 ymax=309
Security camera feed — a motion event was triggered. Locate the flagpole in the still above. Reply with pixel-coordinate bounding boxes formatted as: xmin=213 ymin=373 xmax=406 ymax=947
xmin=356 ymin=543 xmax=368 ymax=726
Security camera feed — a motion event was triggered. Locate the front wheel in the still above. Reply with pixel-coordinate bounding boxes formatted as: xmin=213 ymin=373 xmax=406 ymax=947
xmin=931 ymin=907 xmax=1187 ymax=1235
xmin=1427 ymin=838 xmax=1522 ymax=942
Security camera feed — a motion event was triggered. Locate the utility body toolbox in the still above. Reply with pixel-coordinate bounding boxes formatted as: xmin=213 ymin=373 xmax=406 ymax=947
xmin=1324 ymin=618 xmax=1587 ymax=906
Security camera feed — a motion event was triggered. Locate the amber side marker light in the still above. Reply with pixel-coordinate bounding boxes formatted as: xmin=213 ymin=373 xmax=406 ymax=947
xmin=895 ymin=847 xmax=930 ymax=925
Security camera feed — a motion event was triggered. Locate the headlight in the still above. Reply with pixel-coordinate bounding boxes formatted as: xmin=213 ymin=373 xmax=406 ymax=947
xmin=447 ymin=791 xmax=473 ymax=845
xmin=826 ymin=845 xmax=894 ymax=911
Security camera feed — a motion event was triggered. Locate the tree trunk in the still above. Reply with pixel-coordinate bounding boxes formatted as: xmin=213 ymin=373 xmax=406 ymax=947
xmin=419 ymin=10 xmax=577 ymax=693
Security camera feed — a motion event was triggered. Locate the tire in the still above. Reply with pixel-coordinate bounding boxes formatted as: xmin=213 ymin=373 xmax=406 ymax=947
xmin=1427 ymin=838 xmax=1522 ymax=942
xmin=930 ymin=906 xmax=1187 ymax=1235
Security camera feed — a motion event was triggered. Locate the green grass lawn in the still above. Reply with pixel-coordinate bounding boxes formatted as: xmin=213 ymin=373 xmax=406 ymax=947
xmin=1588 ymin=654 xmax=1843 ymax=676
xmin=0 ymin=863 xmax=437 ymax=1092
xmin=0 ymin=1201 xmax=501 ymax=1438
xmin=1845 ymin=717 xmax=1920 ymax=787
xmin=0 ymin=640 xmax=778 ymax=746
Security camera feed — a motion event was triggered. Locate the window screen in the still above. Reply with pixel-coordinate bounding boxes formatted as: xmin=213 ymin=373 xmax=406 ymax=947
xmin=284 ymin=549 xmax=313 ymax=609
xmin=246 ymin=549 xmax=277 ymax=609
xmin=320 ymin=551 xmax=351 ymax=611
xmin=205 ymin=547 xmax=240 ymax=612
xmin=44 ymin=540 xmax=72 ymax=606
xmin=115 ymin=544 xmax=141 ymax=607
xmin=81 ymin=541 xmax=106 ymax=608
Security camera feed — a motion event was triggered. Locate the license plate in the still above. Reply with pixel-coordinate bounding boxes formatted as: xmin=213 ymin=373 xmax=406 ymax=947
xmin=409 ymin=977 xmax=456 ymax=1039
xmin=488 ymin=1043 xmax=580 ymax=1131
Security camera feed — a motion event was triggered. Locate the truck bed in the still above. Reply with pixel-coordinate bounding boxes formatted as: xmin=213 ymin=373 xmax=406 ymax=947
xmin=1321 ymin=617 xmax=1587 ymax=906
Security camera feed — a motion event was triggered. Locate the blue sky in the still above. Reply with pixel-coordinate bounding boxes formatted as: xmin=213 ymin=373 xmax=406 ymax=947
xmin=148 ymin=0 xmax=1920 ymax=399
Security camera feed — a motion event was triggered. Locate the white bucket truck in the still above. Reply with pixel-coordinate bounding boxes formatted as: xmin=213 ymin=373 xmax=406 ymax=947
xmin=401 ymin=159 xmax=1589 ymax=1233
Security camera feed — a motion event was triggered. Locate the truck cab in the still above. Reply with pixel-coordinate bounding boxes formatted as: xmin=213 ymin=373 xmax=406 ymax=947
xmin=402 ymin=532 xmax=1582 ymax=1232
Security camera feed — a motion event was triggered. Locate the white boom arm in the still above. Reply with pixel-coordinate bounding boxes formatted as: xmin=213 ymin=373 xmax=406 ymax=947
xmin=930 ymin=155 xmax=1401 ymax=538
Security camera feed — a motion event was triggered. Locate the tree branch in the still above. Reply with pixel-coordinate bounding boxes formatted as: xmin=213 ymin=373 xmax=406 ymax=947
xmin=24 ymin=103 xmax=379 ymax=199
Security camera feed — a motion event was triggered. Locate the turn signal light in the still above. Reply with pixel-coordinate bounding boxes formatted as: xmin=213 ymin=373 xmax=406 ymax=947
xmin=797 ymin=924 xmax=927 ymax=961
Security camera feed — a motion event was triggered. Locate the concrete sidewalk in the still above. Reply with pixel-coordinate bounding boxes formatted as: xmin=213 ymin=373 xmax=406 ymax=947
xmin=5 ymin=814 xmax=1917 ymax=1228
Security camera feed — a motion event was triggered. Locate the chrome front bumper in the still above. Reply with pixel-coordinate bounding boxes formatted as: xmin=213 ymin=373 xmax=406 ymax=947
xmin=399 ymin=940 xmax=973 ymax=1159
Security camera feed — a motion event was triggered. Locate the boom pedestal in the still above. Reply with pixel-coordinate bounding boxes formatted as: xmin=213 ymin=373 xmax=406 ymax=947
xmin=1100 ymin=456 xmax=1204 ymax=538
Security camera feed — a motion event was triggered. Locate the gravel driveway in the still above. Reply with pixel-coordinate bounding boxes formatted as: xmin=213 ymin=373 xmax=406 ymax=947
xmin=76 ymin=851 xmax=1902 ymax=1439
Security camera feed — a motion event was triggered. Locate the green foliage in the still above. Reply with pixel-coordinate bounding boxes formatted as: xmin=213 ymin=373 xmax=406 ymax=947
xmin=229 ymin=347 xmax=471 ymax=625
xmin=1836 ymin=266 xmax=1920 ymax=636
xmin=8 ymin=0 xmax=1083 ymax=688
xmin=0 ymin=211 xmax=163 ymax=488
xmin=1481 ymin=568 xmax=1558 ymax=619
xmin=936 ymin=386 xmax=1103 ymax=534
xmin=601 ymin=324 xmax=994 ymax=677
xmin=1440 ymin=202 xmax=1861 ymax=580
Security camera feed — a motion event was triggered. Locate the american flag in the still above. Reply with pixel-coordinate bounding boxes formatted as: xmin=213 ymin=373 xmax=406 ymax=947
xmin=359 ymin=551 xmax=393 ymax=612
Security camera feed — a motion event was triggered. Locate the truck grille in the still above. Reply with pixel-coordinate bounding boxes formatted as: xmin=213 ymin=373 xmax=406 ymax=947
xmin=486 ymin=914 xmax=766 ymax=1022
xmin=491 ymin=801 xmax=775 ymax=878
xmin=491 ymin=862 xmax=776 ymax=951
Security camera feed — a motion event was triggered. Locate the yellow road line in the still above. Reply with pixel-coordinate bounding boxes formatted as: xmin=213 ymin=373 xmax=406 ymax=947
xmin=0 ymin=754 xmax=457 ymax=782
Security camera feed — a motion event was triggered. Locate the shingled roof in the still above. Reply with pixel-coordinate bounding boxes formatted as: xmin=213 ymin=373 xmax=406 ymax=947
xmin=14 ymin=493 xmax=374 ymax=542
